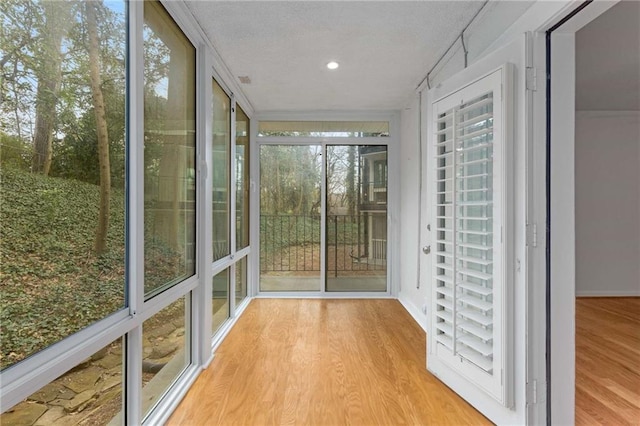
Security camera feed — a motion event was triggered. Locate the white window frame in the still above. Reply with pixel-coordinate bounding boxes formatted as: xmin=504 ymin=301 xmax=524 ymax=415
xmin=251 ymin=111 xmax=400 ymax=299
xmin=0 ymin=1 xmax=254 ymax=424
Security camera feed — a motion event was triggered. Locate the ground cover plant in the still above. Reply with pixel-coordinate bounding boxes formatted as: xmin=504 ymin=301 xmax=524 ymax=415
xmin=0 ymin=165 xmax=125 ymax=369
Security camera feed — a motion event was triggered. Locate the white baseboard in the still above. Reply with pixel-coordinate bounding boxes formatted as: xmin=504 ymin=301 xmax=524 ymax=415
xmin=398 ymin=295 xmax=427 ymax=332
xmin=576 ymin=290 xmax=640 ymax=297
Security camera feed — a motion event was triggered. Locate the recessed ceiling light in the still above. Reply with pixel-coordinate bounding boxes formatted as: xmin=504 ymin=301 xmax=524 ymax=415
xmin=326 ymin=61 xmax=339 ymax=70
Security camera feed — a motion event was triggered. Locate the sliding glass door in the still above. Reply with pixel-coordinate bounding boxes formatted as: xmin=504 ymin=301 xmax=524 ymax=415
xmin=259 ymin=145 xmax=322 ymax=291
xmin=326 ymin=146 xmax=387 ymax=291
xmin=259 ymin=143 xmax=387 ymax=293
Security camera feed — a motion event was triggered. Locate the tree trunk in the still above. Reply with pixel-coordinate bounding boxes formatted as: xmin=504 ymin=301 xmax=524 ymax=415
xmin=31 ymin=1 xmax=68 ymax=175
xmin=347 ymin=146 xmax=356 ymax=217
xmin=85 ymin=1 xmax=111 ymax=255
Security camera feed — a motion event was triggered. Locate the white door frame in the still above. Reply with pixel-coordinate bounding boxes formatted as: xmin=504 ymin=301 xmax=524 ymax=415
xmin=530 ymin=2 xmax=620 ymax=424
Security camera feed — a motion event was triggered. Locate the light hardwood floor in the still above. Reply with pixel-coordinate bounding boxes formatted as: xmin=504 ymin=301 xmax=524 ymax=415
xmin=168 ymin=298 xmax=640 ymax=425
xmin=575 ymin=297 xmax=640 ymax=425
xmin=168 ymin=299 xmax=490 ymax=425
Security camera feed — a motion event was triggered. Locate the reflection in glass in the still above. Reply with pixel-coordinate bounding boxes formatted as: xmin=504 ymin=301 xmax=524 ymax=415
xmin=259 ymin=145 xmax=322 ymax=291
xmin=142 ymin=296 xmax=188 ymax=418
xmin=0 ymin=0 xmax=126 ymax=370
xmin=235 ymin=105 xmax=250 ymax=251
xmin=326 ymin=146 xmax=387 ymax=292
xmin=212 ymin=79 xmax=230 ymax=262
xmin=143 ymin=1 xmax=196 ymax=298
xmin=212 ymin=268 xmax=230 ymax=335
xmin=0 ymin=338 xmax=123 ymax=425
xmin=235 ymin=257 xmax=248 ymax=306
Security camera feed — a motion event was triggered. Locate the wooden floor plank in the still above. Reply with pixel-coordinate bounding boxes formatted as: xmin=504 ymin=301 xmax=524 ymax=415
xmin=167 ymin=297 xmax=640 ymax=425
xmin=168 ymin=299 xmax=489 ymax=425
xmin=575 ymin=297 xmax=640 ymax=426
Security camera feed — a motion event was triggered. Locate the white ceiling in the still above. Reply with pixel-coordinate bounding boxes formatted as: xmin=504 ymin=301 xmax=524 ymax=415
xmin=576 ymin=0 xmax=640 ymax=111
xmin=185 ymin=1 xmax=533 ymax=112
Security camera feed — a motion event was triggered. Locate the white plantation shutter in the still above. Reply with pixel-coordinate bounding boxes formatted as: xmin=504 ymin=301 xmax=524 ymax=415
xmin=430 ymin=68 xmax=509 ymax=404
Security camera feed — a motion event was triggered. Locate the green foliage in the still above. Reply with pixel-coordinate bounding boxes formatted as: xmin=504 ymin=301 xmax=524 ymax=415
xmin=0 ymin=166 xmax=125 ymax=369
xmin=259 ymin=146 xmax=322 ymax=216
xmin=0 ymin=132 xmax=31 ymax=169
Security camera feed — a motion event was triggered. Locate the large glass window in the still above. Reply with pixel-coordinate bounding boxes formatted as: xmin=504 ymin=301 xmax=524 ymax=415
xmin=235 ymin=105 xmax=250 ymax=251
xmin=142 ymin=296 xmax=189 ymax=418
xmin=235 ymin=257 xmax=248 ymax=306
xmin=212 ymin=268 xmax=230 ymax=334
xmin=0 ymin=0 xmax=126 ymax=370
xmin=0 ymin=337 xmax=123 ymax=425
xmin=212 ymin=79 xmax=231 ymax=262
xmin=143 ymin=1 xmax=196 ymax=298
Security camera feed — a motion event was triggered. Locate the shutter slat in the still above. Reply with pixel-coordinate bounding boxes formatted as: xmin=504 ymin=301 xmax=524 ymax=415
xmin=457 ymin=200 xmax=494 ymax=207
xmin=457 ymin=97 xmax=492 ymax=114
xmin=458 ymin=335 xmax=493 ymax=357
xmin=458 ymin=320 xmax=493 ymax=341
xmin=436 ymin=334 xmax=454 ymax=351
xmin=457 ymin=157 xmax=492 ymax=167
xmin=436 ymin=322 xmax=454 ymax=336
xmin=458 ymin=242 xmax=491 ymax=251
xmin=459 ymin=294 xmax=493 ymax=311
xmin=458 ymin=348 xmax=493 ymax=373
xmin=436 ymin=309 xmax=453 ymax=323
xmin=435 ymin=274 xmax=453 ymax=284
xmin=458 ymin=172 xmax=490 ymax=180
xmin=458 ymin=255 xmax=493 ymax=266
xmin=457 ymin=127 xmax=493 ymax=141
xmin=458 ymin=112 xmax=493 ymax=127
xmin=456 ymin=142 xmax=492 ymax=154
xmin=436 ymin=285 xmax=454 ymax=298
xmin=457 ymin=216 xmax=490 ymax=221
xmin=458 ymin=268 xmax=492 ymax=281
xmin=437 ymin=298 xmax=454 ymax=311
xmin=435 ymin=263 xmax=453 ymax=272
xmin=458 ymin=308 xmax=493 ymax=326
xmin=458 ymin=281 xmax=492 ymax=296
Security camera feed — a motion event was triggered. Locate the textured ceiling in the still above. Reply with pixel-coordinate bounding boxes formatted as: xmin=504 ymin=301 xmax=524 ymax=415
xmin=185 ymin=1 xmax=530 ymax=112
xmin=576 ymin=0 xmax=640 ymax=111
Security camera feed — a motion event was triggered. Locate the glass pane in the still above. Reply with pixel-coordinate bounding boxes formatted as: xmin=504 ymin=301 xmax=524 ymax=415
xmin=143 ymin=1 xmax=196 ymax=298
xmin=0 ymin=0 xmax=126 ymax=370
xmin=142 ymin=296 xmax=189 ymax=418
xmin=212 ymin=268 xmax=229 ymax=335
xmin=235 ymin=105 xmax=250 ymax=251
xmin=259 ymin=145 xmax=322 ymax=291
xmin=235 ymin=257 xmax=248 ymax=306
xmin=0 ymin=338 xmax=123 ymax=425
xmin=212 ymin=79 xmax=230 ymax=262
xmin=258 ymin=121 xmax=389 ymax=137
xmin=326 ymin=145 xmax=387 ymax=292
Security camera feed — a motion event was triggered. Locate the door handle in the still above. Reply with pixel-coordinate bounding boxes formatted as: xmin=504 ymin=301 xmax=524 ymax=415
xmin=422 ymin=245 xmax=431 ymax=255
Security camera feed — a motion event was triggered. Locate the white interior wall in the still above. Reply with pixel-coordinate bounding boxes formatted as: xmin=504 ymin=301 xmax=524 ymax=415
xmin=397 ymin=0 xmax=573 ymax=328
xmin=575 ymin=111 xmax=640 ymax=296
xmin=397 ymin=95 xmax=425 ymax=329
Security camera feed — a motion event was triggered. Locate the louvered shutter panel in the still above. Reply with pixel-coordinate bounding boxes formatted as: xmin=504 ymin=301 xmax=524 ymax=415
xmin=431 ymin=69 xmax=508 ymax=404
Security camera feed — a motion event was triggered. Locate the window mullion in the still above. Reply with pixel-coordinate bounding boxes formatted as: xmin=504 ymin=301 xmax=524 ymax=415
xmin=126 ymin=1 xmax=145 ymax=424
xmin=229 ymin=95 xmax=237 ymax=313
